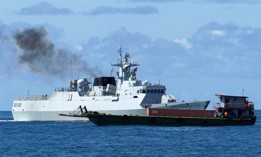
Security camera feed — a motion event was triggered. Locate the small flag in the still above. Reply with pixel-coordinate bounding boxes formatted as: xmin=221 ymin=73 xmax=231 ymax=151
xmin=134 ymin=68 xmax=138 ymax=72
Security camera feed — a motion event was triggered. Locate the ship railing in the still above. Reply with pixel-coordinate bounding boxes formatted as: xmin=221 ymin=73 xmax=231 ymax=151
xmin=15 ymin=95 xmax=49 ymax=101
xmin=55 ymin=87 xmax=75 ymax=92
xmin=214 ymin=102 xmax=253 ymax=109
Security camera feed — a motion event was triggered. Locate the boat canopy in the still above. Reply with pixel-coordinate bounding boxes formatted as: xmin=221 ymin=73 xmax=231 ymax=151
xmin=215 ymin=94 xmax=248 ymax=98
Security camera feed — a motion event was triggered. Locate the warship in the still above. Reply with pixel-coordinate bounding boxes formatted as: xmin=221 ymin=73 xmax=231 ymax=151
xmin=12 ymin=48 xmax=209 ymax=121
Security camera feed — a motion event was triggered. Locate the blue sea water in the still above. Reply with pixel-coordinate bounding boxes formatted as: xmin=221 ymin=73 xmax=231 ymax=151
xmin=0 ymin=111 xmax=260 ymax=157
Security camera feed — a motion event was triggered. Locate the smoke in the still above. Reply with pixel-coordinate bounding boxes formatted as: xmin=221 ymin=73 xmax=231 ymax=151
xmin=13 ymin=27 xmax=97 ymax=78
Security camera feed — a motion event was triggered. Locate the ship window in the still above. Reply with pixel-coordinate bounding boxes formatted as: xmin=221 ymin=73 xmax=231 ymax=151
xmin=137 ymin=90 xmax=139 ymax=93
xmin=161 ymin=89 xmax=164 ymax=93
xmin=234 ymin=98 xmax=237 ymax=101
xmin=225 ymin=98 xmax=229 ymax=103
xmin=147 ymin=90 xmax=150 ymax=93
xmin=142 ymin=90 xmax=146 ymax=93
xmin=133 ymin=96 xmax=138 ymax=98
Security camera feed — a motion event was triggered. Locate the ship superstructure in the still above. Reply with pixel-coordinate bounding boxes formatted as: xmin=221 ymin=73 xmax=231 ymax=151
xmin=214 ymin=94 xmax=255 ymax=118
xmin=12 ymin=48 xmax=209 ymax=121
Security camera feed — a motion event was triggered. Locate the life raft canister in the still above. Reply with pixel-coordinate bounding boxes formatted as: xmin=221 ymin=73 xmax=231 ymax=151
xmin=224 ymin=111 xmax=228 ymax=117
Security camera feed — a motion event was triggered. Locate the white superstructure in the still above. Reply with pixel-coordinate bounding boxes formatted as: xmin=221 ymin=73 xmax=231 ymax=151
xmin=12 ymin=48 xmax=210 ymax=121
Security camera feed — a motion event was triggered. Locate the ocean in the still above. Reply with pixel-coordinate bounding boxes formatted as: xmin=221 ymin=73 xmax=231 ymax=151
xmin=0 ymin=111 xmax=260 ymax=157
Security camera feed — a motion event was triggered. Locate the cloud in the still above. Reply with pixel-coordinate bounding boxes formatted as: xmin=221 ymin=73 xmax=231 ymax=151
xmin=202 ymin=0 xmax=259 ymax=3
xmin=79 ymin=23 xmax=261 ymax=80
xmin=130 ymin=0 xmax=260 ymax=3
xmin=173 ymin=38 xmax=193 ymax=49
xmin=211 ymin=30 xmax=225 ymax=37
xmin=18 ymin=2 xmax=73 ymax=15
xmin=87 ymin=6 xmax=158 ymax=15
xmin=18 ymin=3 xmax=158 ymax=16
xmin=72 ymin=44 xmax=83 ymax=51
xmin=2 ymin=21 xmax=261 ymax=80
xmin=188 ymin=22 xmax=261 ymax=77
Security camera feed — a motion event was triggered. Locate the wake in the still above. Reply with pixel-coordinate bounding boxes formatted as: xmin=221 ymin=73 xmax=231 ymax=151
xmin=0 ymin=120 xmax=15 ymax=122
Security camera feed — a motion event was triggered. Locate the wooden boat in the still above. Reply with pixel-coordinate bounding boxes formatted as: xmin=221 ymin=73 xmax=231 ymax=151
xmin=59 ymin=94 xmax=256 ymax=126
xmin=86 ymin=111 xmax=256 ymax=126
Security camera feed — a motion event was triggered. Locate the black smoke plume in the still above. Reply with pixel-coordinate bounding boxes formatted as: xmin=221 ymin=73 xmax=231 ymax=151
xmin=14 ymin=27 xmax=97 ymax=78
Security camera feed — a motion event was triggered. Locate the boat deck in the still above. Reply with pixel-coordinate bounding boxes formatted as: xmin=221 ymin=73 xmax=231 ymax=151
xmin=86 ymin=113 xmax=256 ymax=126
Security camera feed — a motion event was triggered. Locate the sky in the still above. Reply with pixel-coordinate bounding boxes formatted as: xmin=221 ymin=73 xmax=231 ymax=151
xmin=1 ymin=0 xmax=261 ymax=110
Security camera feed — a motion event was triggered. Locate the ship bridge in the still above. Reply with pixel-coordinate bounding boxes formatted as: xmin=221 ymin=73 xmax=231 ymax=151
xmin=89 ymin=77 xmax=117 ymax=96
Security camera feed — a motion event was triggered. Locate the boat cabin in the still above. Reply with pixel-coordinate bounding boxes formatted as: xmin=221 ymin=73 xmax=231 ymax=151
xmin=215 ymin=94 xmax=255 ymax=118
xmin=215 ymin=94 xmax=249 ymax=108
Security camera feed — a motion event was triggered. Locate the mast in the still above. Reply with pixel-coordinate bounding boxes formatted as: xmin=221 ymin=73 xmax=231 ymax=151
xmin=118 ymin=47 xmax=123 ymax=83
xmin=112 ymin=47 xmax=139 ymax=84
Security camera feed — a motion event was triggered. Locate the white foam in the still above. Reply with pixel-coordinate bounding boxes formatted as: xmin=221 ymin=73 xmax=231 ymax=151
xmin=0 ymin=120 xmax=15 ymax=122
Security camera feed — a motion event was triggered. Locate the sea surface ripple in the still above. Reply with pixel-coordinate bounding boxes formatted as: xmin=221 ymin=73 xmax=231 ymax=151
xmin=0 ymin=111 xmax=260 ymax=157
